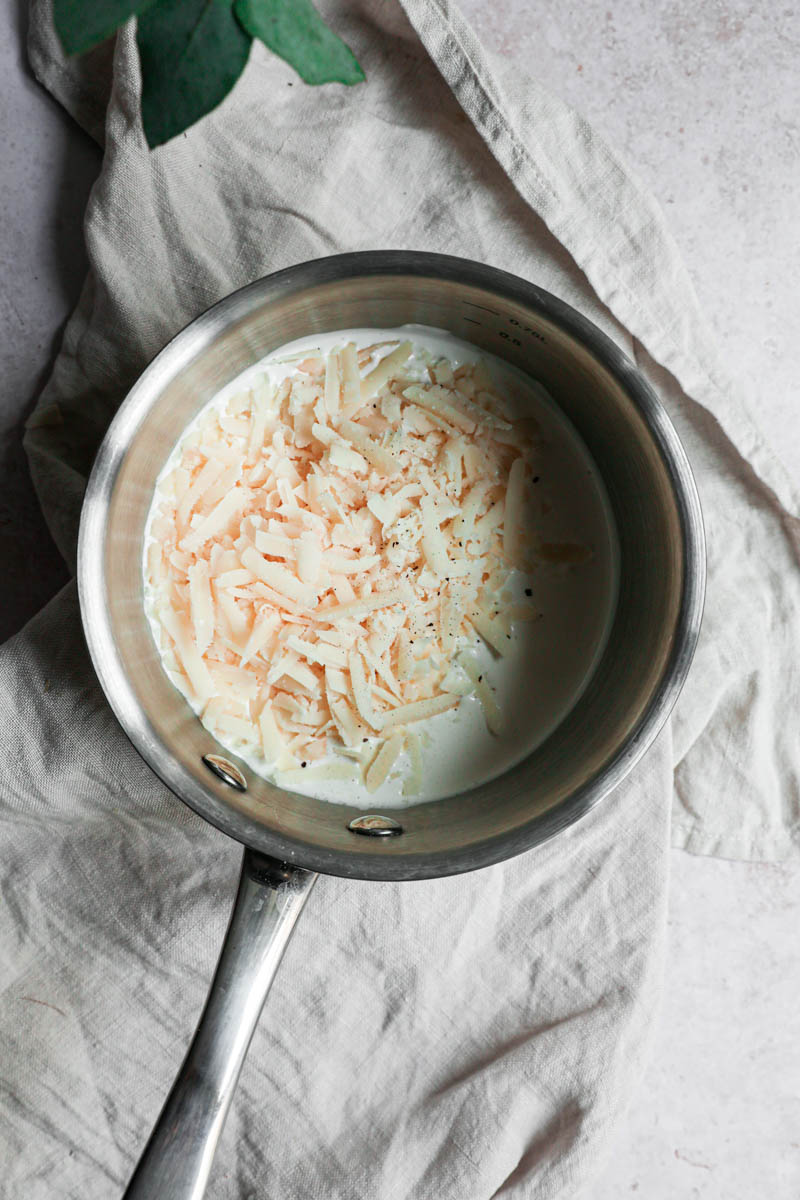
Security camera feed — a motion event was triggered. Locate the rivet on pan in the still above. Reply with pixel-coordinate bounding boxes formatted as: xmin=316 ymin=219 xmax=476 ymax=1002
xmin=202 ymin=754 xmax=247 ymax=792
xmin=348 ymin=814 xmax=403 ymax=837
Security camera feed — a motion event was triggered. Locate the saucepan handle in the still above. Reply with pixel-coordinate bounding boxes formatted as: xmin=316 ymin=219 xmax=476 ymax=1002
xmin=123 ymin=849 xmax=317 ymax=1200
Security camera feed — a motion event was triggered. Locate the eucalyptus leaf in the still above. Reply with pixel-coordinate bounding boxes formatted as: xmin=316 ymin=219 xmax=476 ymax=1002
xmin=137 ymin=0 xmax=253 ymax=148
xmin=235 ymin=0 xmax=365 ymax=86
xmin=54 ymin=0 xmax=156 ymax=55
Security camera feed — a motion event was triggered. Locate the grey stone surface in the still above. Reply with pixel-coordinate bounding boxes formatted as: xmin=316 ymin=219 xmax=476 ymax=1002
xmin=462 ymin=0 xmax=800 ymax=484
xmin=0 ymin=0 xmax=100 ymax=641
xmin=591 ymin=853 xmax=800 ymax=1198
xmin=2 ymin=2 xmax=799 ymax=1196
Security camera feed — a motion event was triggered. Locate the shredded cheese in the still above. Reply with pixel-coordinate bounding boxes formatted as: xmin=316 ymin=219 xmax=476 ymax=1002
xmin=145 ymin=338 xmax=543 ymax=795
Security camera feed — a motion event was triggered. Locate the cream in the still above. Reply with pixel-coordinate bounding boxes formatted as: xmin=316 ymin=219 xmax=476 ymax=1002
xmin=144 ymin=325 xmax=617 ymax=808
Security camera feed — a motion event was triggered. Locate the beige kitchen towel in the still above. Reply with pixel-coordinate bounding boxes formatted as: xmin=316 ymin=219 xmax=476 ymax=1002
xmin=0 ymin=0 xmax=797 ymax=1197
xmin=0 ymin=582 xmax=672 ymax=1200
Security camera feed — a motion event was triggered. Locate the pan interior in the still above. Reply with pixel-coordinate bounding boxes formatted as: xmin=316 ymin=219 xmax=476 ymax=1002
xmin=87 ymin=260 xmax=695 ymax=879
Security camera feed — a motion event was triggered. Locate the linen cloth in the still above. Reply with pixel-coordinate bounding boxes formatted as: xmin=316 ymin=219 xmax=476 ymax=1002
xmin=0 ymin=2 xmax=797 ymax=1198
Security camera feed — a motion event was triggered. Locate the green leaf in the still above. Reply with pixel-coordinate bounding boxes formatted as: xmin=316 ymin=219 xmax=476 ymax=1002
xmin=234 ymin=0 xmax=364 ymax=86
xmin=54 ymin=0 xmax=157 ymax=55
xmin=137 ymin=0 xmax=253 ymax=148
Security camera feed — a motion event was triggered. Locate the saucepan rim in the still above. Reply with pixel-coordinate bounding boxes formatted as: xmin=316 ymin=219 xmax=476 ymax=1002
xmin=77 ymin=250 xmax=705 ymax=880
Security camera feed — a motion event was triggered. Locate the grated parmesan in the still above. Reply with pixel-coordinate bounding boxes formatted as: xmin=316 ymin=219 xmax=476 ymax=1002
xmin=144 ymin=336 xmax=546 ymax=796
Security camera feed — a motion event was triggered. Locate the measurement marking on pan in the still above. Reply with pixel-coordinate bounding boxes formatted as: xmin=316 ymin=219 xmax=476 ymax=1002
xmin=463 ymin=304 xmax=547 ymax=342
xmin=509 ymin=317 xmax=546 ymax=341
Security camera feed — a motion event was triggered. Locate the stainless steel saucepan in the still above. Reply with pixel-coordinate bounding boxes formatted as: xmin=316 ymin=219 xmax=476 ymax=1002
xmin=77 ymin=251 xmax=705 ymax=1199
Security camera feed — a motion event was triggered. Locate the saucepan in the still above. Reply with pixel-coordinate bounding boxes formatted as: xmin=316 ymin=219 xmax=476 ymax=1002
xmin=77 ymin=251 xmax=705 ymax=1198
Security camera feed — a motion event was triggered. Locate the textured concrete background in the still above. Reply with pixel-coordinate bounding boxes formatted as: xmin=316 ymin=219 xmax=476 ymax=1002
xmin=464 ymin=0 xmax=800 ymax=483
xmin=2 ymin=1 xmax=799 ymax=1196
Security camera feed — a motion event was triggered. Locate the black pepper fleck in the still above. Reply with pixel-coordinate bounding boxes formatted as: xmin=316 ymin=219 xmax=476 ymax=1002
xmin=533 ymin=475 xmax=540 ymax=483
xmin=301 ymin=761 xmax=307 ymax=768
xmin=525 ymin=588 xmax=532 ymax=597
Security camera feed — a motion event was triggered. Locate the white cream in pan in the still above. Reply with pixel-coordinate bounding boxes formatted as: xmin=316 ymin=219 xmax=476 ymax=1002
xmin=144 ymin=326 xmax=618 ymax=808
